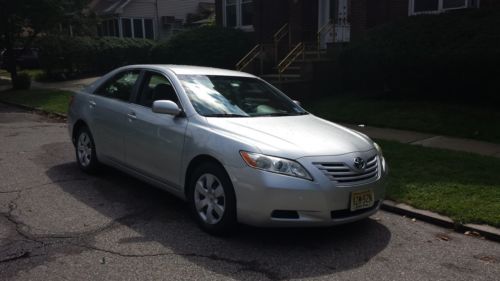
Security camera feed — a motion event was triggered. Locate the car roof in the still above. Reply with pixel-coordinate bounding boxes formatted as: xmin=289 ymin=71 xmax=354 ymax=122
xmin=124 ymin=64 xmax=256 ymax=78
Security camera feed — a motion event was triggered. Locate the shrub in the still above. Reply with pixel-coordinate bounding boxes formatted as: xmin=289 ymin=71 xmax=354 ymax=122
xmin=336 ymin=8 xmax=500 ymax=100
xmin=12 ymin=72 xmax=31 ymax=89
xmin=37 ymin=36 xmax=155 ymax=79
xmin=151 ymin=26 xmax=253 ymax=69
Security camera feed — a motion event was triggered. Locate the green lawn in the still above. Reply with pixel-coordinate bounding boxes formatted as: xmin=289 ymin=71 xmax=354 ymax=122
xmin=306 ymin=95 xmax=500 ymax=144
xmin=0 ymin=70 xmax=10 ymax=86
xmin=20 ymin=69 xmax=46 ymax=81
xmin=380 ymin=139 xmax=500 ymax=227
xmin=0 ymin=89 xmax=72 ymax=115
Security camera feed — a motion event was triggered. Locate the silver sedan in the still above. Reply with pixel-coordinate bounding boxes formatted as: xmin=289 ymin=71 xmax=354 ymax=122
xmin=68 ymin=65 xmax=388 ymax=234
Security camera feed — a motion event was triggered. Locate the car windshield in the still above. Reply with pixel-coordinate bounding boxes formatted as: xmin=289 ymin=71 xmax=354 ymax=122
xmin=177 ymin=75 xmax=307 ymax=117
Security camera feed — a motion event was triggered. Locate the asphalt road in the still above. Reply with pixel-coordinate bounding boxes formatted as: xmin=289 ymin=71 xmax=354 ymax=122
xmin=0 ymin=103 xmax=499 ymax=281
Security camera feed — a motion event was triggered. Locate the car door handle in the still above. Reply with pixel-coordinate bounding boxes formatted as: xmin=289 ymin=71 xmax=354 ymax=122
xmin=127 ymin=112 xmax=137 ymax=120
xmin=88 ymin=100 xmax=96 ymax=107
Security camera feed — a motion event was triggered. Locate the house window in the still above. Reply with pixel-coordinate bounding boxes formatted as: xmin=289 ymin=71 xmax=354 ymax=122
xmin=133 ymin=19 xmax=144 ymax=38
xmin=119 ymin=18 xmax=154 ymax=39
xmin=223 ymin=0 xmax=253 ymax=30
xmin=144 ymin=19 xmax=154 ymax=39
xmin=98 ymin=19 xmax=120 ymax=37
xmin=409 ymin=0 xmax=470 ymax=15
xmin=122 ymin=18 xmax=132 ymax=37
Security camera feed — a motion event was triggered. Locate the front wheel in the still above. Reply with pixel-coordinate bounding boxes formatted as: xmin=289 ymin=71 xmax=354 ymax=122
xmin=188 ymin=163 xmax=237 ymax=235
xmin=75 ymin=126 xmax=99 ymax=173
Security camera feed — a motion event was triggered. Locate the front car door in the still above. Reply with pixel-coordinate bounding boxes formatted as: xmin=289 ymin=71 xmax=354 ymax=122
xmin=89 ymin=69 xmax=140 ymax=164
xmin=124 ymin=70 xmax=188 ymax=190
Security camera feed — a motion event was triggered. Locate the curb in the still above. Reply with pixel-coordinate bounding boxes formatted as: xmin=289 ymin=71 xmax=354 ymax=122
xmin=0 ymin=100 xmax=67 ymax=120
xmin=382 ymin=200 xmax=500 ymax=243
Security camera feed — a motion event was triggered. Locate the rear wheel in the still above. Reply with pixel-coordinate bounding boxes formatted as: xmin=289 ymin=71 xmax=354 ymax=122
xmin=188 ymin=163 xmax=237 ymax=235
xmin=75 ymin=126 xmax=99 ymax=173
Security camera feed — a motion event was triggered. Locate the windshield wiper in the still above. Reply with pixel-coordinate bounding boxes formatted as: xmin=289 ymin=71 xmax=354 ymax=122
xmin=205 ymin=113 xmax=250 ymax=118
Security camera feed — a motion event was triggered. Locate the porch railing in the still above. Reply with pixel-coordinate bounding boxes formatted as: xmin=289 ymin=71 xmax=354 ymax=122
xmin=277 ymin=42 xmax=305 ymax=81
xmin=273 ymin=23 xmax=291 ymax=64
xmin=235 ymin=44 xmax=263 ymax=72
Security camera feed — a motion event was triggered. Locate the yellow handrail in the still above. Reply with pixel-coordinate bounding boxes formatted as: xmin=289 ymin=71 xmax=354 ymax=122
xmin=236 ymin=44 xmax=262 ymax=71
xmin=273 ymin=23 xmax=290 ymax=64
xmin=278 ymin=42 xmax=304 ymax=78
xmin=273 ymin=23 xmax=289 ymax=42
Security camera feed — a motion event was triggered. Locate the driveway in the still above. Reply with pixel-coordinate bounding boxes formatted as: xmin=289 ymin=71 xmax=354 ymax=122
xmin=0 ymin=103 xmax=498 ymax=281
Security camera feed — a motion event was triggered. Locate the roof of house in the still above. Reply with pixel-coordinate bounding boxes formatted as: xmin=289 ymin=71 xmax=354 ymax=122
xmin=90 ymin=0 xmax=132 ymax=16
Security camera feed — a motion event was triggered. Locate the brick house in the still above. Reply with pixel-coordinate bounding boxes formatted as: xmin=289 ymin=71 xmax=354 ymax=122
xmin=89 ymin=0 xmax=215 ymax=40
xmin=214 ymin=0 xmax=495 ymax=83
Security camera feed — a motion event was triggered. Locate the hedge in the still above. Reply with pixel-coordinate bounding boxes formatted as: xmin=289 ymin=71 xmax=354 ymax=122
xmin=38 ymin=36 xmax=155 ymax=78
xmin=336 ymin=8 xmax=500 ymax=100
xmin=150 ymin=26 xmax=252 ymax=69
xmin=37 ymin=27 xmax=252 ymax=79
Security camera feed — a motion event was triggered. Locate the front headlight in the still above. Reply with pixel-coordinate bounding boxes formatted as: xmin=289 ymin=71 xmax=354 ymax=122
xmin=239 ymin=151 xmax=312 ymax=180
xmin=373 ymin=142 xmax=383 ymax=156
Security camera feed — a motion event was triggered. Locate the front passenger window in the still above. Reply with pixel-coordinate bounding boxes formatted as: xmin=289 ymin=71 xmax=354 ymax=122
xmin=97 ymin=70 xmax=140 ymax=102
xmin=137 ymin=72 xmax=179 ymax=107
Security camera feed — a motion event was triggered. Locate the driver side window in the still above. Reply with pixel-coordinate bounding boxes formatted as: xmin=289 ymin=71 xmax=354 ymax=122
xmin=96 ymin=70 xmax=140 ymax=102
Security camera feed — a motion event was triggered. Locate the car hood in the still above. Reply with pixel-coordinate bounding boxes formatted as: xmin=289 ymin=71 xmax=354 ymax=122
xmin=206 ymin=114 xmax=374 ymax=159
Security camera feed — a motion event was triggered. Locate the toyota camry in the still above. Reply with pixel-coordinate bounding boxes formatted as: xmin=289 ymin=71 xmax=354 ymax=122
xmin=68 ymin=65 xmax=388 ymax=234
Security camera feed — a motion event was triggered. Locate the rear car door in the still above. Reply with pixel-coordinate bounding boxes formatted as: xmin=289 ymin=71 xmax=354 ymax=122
xmin=89 ymin=69 xmax=140 ymax=164
xmin=124 ymin=71 xmax=188 ymax=189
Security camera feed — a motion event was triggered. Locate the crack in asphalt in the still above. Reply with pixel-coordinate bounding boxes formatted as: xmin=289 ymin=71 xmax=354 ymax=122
xmin=1 ymin=202 xmax=148 ymax=242
xmin=0 ymin=188 xmax=150 ymax=267
xmin=0 ymin=178 xmax=89 ymax=194
xmin=2 ymin=217 xmax=283 ymax=280
xmin=0 ymin=251 xmax=33 ymax=263
xmin=1 ymin=175 xmax=283 ymax=279
xmin=72 ymin=243 xmax=282 ymax=280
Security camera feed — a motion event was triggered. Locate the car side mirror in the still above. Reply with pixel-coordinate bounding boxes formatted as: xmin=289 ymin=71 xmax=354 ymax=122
xmin=152 ymin=100 xmax=182 ymax=116
xmin=293 ymin=100 xmax=301 ymax=106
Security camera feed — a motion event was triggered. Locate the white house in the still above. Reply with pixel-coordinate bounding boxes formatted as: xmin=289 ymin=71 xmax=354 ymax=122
xmin=89 ymin=0 xmax=215 ymax=40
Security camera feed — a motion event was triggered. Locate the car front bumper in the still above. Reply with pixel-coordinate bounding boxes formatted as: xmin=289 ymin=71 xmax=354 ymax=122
xmin=225 ymin=152 xmax=387 ymax=227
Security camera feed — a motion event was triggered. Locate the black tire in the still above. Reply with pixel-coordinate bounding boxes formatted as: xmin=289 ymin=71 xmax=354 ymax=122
xmin=74 ymin=126 xmax=100 ymax=173
xmin=188 ymin=162 xmax=237 ymax=235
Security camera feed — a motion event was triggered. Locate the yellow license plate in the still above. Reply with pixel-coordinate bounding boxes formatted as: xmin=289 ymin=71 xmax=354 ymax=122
xmin=350 ymin=190 xmax=374 ymax=211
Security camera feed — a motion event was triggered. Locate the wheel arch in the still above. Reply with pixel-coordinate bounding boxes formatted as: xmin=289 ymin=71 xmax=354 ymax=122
xmin=184 ymin=154 xmax=228 ymax=198
xmin=72 ymin=119 xmax=89 ymax=145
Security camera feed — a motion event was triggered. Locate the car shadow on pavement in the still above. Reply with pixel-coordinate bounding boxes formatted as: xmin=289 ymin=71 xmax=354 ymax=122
xmin=45 ymin=161 xmax=392 ymax=280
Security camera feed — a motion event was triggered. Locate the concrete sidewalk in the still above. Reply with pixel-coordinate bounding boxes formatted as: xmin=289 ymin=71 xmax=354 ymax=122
xmin=32 ymin=76 xmax=99 ymax=92
xmin=0 ymin=74 xmax=99 ymax=93
xmin=342 ymin=123 xmax=500 ymax=158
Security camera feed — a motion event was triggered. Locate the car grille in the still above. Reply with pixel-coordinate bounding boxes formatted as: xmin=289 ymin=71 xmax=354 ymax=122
xmin=314 ymin=155 xmax=379 ymax=185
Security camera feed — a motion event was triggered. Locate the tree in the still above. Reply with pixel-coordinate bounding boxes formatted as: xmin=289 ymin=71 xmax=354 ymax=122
xmin=0 ymin=0 xmax=89 ymax=87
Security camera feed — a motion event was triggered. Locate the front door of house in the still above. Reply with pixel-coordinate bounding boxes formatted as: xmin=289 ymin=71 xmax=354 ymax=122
xmin=335 ymin=0 xmax=350 ymax=42
xmin=318 ymin=0 xmax=350 ymax=47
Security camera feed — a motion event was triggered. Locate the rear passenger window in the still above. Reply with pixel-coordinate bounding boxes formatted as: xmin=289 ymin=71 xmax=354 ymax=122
xmin=96 ymin=70 xmax=140 ymax=102
xmin=137 ymin=72 xmax=179 ymax=107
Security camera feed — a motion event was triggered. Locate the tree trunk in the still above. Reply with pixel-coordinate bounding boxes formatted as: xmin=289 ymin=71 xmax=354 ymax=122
xmin=4 ymin=17 xmax=18 ymax=88
xmin=6 ymin=44 xmax=19 ymax=89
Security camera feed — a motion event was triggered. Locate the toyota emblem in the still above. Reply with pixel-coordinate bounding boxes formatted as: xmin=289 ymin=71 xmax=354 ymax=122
xmin=353 ymin=157 xmax=366 ymax=171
